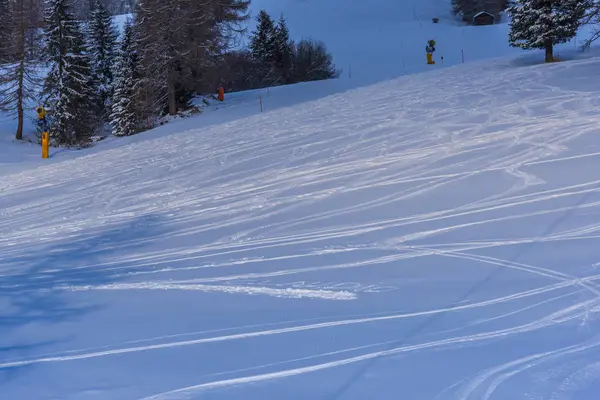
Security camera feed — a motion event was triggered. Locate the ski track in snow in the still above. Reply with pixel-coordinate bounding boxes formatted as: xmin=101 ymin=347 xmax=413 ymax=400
xmin=3 ymin=58 xmax=600 ymax=398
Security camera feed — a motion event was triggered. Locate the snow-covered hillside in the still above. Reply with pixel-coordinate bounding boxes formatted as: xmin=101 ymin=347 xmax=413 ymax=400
xmin=247 ymin=0 xmax=587 ymax=83
xmin=2 ymin=0 xmax=592 ymax=145
xmin=3 ymin=50 xmax=600 ymax=399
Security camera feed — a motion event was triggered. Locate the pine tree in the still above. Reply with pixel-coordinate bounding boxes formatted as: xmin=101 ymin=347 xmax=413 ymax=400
xmin=0 ymin=0 xmax=11 ymax=62
xmin=248 ymin=10 xmax=280 ymax=86
xmin=87 ymin=0 xmax=118 ymax=119
xmin=42 ymin=0 xmax=98 ymax=144
xmin=0 ymin=0 xmax=43 ymax=140
xmin=273 ymin=14 xmax=294 ymax=84
xmin=508 ymin=0 xmax=590 ymax=62
xmin=110 ymin=19 xmax=140 ymax=137
xmin=250 ymin=10 xmax=277 ymax=65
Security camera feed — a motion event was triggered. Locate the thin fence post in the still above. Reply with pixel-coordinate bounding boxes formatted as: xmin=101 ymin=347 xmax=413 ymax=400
xmin=260 ymin=95 xmax=263 ymax=112
xmin=461 ymin=49 xmax=465 ymax=63
xmin=400 ymin=42 xmax=404 ymax=69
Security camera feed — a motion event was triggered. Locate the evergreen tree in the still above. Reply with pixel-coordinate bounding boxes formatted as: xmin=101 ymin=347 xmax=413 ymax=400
xmin=508 ymin=0 xmax=590 ymax=62
xmin=0 ymin=0 xmax=43 ymax=140
xmin=249 ymin=10 xmax=277 ymax=65
xmin=248 ymin=10 xmax=280 ymax=85
xmin=87 ymin=0 xmax=118 ymax=119
xmin=42 ymin=0 xmax=98 ymax=144
xmin=110 ymin=19 xmax=140 ymax=137
xmin=273 ymin=14 xmax=294 ymax=84
xmin=0 ymin=0 xmax=11 ymax=62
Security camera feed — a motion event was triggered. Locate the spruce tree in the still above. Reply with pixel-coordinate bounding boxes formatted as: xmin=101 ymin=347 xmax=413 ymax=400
xmin=0 ymin=0 xmax=10 ymax=62
xmin=110 ymin=19 xmax=140 ymax=137
xmin=87 ymin=0 xmax=118 ymax=120
xmin=250 ymin=10 xmax=277 ymax=65
xmin=508 ymin=0 xmax=590 ymax=62
xmin=249 ymin=10 xmax=279 ymax=85
xmin=273 ymin=14 xmax=294 ymax=84
xmin=43 ymin=0 xmax=98 ymax=145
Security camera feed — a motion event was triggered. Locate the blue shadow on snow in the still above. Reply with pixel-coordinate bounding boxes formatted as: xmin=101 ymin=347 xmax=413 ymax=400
xmin=0 ymin=212 xmax=171 ymax=379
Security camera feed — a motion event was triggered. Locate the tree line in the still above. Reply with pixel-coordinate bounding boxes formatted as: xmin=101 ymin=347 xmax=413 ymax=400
xmin=0 ymin=0 xmax=339 ymax=145
xmin=222 ymin=10 xmax=340 ymax=92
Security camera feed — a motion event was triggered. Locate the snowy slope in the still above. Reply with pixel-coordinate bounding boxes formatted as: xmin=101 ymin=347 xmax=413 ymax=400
xmin=247 ymin=0 xmax=587 ymax=83
xmin=3 ymin=53 xmax=600 ymax=399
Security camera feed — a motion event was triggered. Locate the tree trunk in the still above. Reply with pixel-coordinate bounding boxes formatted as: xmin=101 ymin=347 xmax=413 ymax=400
xmin=167 ymin=74 xmax=177 ymax=116
xmin=16 ymin=75 xmax=23 ymax=140
xmin=15 ymin=0 xmax=25 ymax=141
xmin=545 ymin=39 xmax=554 ymax=62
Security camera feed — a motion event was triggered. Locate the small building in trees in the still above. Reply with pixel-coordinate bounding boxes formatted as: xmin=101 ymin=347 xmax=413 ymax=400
xmin=452 ymin=0 xmax=507 ymax=25
xmin=473 ymin=11 xmax=495 ymax=25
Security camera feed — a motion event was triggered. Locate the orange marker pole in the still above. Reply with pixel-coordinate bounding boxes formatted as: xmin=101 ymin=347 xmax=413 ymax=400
xmin=41 ymin=131 xmax=49 ymax=159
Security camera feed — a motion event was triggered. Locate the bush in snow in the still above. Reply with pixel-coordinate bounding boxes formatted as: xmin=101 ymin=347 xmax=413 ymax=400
xmin=292 ymin=39 xmax=341 ymax=82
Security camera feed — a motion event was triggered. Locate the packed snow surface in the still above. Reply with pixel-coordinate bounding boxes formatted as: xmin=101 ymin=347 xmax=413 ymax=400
xmin=3 ymin=51 xmax=600 ymax=399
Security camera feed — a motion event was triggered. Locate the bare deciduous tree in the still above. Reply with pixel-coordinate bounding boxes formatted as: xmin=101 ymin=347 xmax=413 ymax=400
xmin=0 ymin=0 xmax=43 ymax=140
xmin=135 ymin=0 xmax=249 ymax=116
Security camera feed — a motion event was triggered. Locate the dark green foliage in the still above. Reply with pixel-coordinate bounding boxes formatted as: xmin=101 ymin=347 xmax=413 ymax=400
xmin=43 ymin=0 xmax=98 ymax=144
xmin=273 ymin=15 xmax=294 ymax=83
xmin=508 ymin=0 xmax=590 ymax=61
xmin=249 ymin=10 xmax=277 ymax=65
xmin=88 ymin=0 xmax=119 ymax=119
xmin=110 ymin=19 xmax=141 ymax=136
xmin=245 ymin=9 xmax=339 ymax=89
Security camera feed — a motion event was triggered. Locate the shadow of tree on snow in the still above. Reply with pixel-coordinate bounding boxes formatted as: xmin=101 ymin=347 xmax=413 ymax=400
xmin=0 ymin=212 xmax=171 ymax=379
